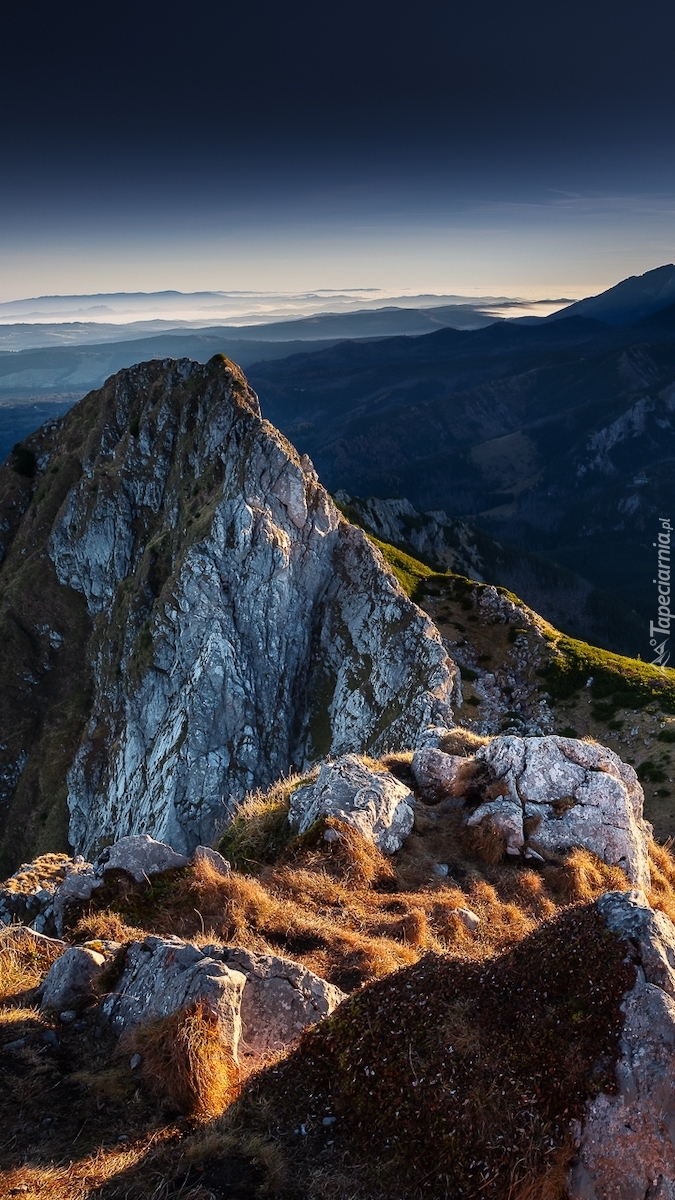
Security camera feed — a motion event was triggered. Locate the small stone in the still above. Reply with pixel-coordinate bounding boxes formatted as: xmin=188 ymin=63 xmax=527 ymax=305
xmin=433 ymin=863 xmax=449 ymax=877
xmin=2 ymin=1037 xmax=29 ymax=1052
xmin=453 ymin=907 xmax=480 ymax=932
xmin=322 ymin=1116 xmax=337 ymax=1126
xmin=41 ymin=1030 xmax=59 ymax=1048
xmin=59 ymin=1010 xmax=77 ymax=1024
xmin=129 ymin=1053 xmax=142 ymax=1069
xmin=323 ymin=828 xmax=342 ymax=843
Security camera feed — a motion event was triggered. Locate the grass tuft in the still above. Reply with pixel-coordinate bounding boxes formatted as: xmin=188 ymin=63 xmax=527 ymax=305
xmin=121 ymin=1001 xmax=239 ymax=1120
xmin=0 ymin=925 xmax=64 ymax=1004
xmin=217 ymin=774 xmax=314 ymax=873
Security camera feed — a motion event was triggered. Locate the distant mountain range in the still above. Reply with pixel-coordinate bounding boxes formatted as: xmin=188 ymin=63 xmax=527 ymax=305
xmin=2 ymin=264 xmax=675 ymax=658
xmin=247 ymin=293 xmax=675 ymax=658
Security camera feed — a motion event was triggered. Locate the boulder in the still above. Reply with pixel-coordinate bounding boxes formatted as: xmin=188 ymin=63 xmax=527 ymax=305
xmin=39 ymin=946 xmax=105 ymax=1012
xmin=99 ymin=935 xmax=246 ymax=1061
xmin=470 ymin=736 xmax=651 ymax=888
xmin=411 ymin=747 xmax=467 ymax=803
xmin=289 ymin=755 xmax=415 ymax=854
xmin=95 ymin=834 xmax=189 ymax=883
xmin=570 ymin=890 xmax=675 ymax=1197
xmin=598 ymin=889 xmax=675 ymax=998
xmin=204 ymin=945 xmax=346 ymax=1057
xmin=192 ymin=845 xmax=231 ymax=877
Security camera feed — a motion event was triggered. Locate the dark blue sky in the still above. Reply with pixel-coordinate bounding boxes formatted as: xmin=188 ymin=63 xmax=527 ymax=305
xmin=2 ymin=0 xmax=675 ymax=299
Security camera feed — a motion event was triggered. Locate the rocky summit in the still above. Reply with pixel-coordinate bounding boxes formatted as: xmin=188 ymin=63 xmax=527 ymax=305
xmin=4 ymin=352 xmax=675 ymax=1200
xmin=0 ymin=355 xmax=454 ymax=870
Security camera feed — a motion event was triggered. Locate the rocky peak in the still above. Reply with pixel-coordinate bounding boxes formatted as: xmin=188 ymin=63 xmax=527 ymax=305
xmin=0 ymin=355 xmax=455 ymax=868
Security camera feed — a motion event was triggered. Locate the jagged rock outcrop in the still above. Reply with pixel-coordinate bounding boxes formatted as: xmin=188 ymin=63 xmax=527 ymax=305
xmin=467 ymin=735 xmax=651 ymax=887
xmin=288 ymin=754 xmax=416 ymax=854
xmin=99 ymin=935 xmax=247 ymax=1059
xmin=0 ymin=356 xmax=455 ymax=866
xmin=569 ymin=890 xmax=675 ymax=1198
xmin=93 ymin=934 xmax=343 ymax=1062
xmin=333 ymin=490 xmax=486 ymax=579
xmin=204 ymin=945 xmax=346 ymax=1057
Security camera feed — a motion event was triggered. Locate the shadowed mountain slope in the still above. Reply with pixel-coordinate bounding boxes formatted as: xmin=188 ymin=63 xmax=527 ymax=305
xmin=550 ymin=263 xmax=675 ymax=326
xmin=249 ymin=312 xmax=675 ymax=656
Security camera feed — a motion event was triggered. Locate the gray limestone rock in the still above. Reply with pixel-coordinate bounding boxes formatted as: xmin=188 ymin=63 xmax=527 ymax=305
xmin=452 ymin=907 xmax=480 ymax=932
xmin=39 ymin=946 xmax=105 ymax=1012
xmin=52 ymin=864 xmax=102 ymax=936
xmin=35 ymin=357 xmax=454 ymax=857
xmin=411 ymin=747 xmax=467 ymax=803
xmin=598 ymin=889 xmax=675 ymax=999
xmin=472 ymin=735 xmax=651 ymax=886
xmin=99 ymin=935 xmax=246 ymax=1060
xmin=95 ymin=834 xmax=189 ymax=883
xmin=466 ymin=796 xmax=525 ymax=855
xmin=570 ymin=891 xmax=675 ymax=1198
xmin=288 ymin=755 xmax=415 ymax=854
xmin=205 ymin=945 xmax=346 ymax=1057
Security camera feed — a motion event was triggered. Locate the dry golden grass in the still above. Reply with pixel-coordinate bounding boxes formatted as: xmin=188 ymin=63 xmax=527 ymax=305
xmin=72 ymin=908 xmax=143 ymax=944
xmin=542 ymin=846 xmax=632 ymax=905
xmin=70 ymin=804 xmax=658 ymax=1003
xmin=1 ymin=852 xmax=71 ymax=894
xmin=121 ymin=1001 xmax=238 ymax=1120
xmin=216 ymin=771 xmax=316 ymax=873
xmin=647 ymin=837 xmax=675 ymax=922
xmin=0 ymin=1132 xmax=188 ymax=1200
xmin=508 ymin=1142 xmax=576 ymax=1200
xmin=0 ymin=925 xmax=64 ymax=1004
xmin=439 ymin=726 xmax=491 ymax=755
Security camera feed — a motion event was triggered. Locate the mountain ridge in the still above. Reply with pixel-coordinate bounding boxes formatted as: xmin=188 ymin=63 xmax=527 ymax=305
xmin=0 ymin=355 xmax=454 ymax=872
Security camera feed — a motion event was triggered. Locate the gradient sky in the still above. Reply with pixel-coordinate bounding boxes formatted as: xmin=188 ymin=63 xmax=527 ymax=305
xmin=2 ymin=0 xmax=675 ymax=301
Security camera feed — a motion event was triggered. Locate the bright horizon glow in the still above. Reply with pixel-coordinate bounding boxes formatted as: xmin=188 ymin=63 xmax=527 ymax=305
xmin=0 ymin=289 xmax=580 ymax=327
xmin=0 ymin=183 xmax=673 ymax=312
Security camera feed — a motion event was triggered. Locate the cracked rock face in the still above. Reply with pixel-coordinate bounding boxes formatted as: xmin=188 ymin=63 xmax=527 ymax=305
xmin=98 ymin=935 xmax=343 ymax=1063
xmin=469 ymin=735 xmax=651 ymax=887
xmin=570 ymin=890 xmax=675 ymax=1199
xmin=288 ymin=754 xmax=416 ymax=854
xmin=205 ymin=945 xmax=346 ymax=1056
xmin=100 ymin=935 xmax=247 ymax=1060
xmin=0 ymin=356 xmax=454 ymax=863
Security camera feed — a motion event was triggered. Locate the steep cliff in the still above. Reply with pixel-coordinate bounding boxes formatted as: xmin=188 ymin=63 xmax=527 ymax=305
xmin=0 ymin=355 xmax=454 ymax=869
